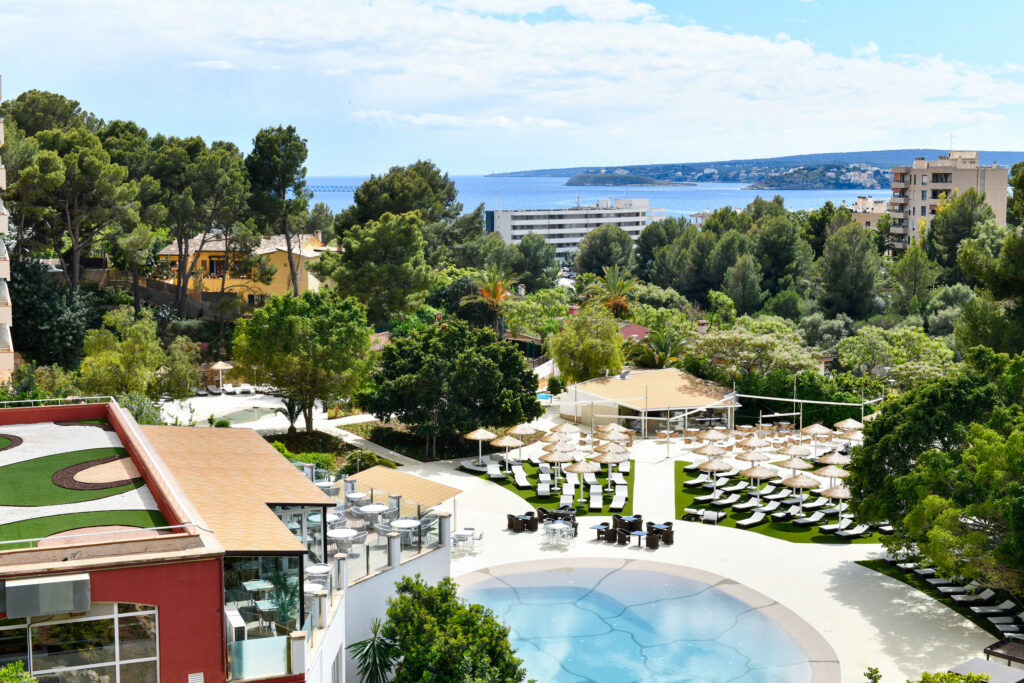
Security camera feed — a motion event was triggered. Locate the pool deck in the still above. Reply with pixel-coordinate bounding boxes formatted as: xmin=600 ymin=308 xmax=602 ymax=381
xmin=398 ymin=421 xmax=994 ymax=683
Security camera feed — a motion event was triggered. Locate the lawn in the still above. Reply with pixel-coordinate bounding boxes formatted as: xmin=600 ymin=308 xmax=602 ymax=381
xmin=856 ymin=559 xmax=1002 ymax=638
xmin=468 ymin=459 xmax=635 ymax=517
xmin=263 ymin=430 xmax=344 ymax=454
xmin=347 ymin=420 xmax=543 ymax=462
xmin=673 ymin=461 xmax=879 ymax=545
xmin=0 ymin=448 xmax=144 ymax=506
xmin=0 ymin=509 xmax=169 ymax=547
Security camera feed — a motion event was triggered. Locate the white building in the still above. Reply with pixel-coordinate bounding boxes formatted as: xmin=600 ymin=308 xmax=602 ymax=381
xmin=0 ymin=75 xmax=13 ymax=379
xmin=486 ymin=198 xmax=667 ymax=257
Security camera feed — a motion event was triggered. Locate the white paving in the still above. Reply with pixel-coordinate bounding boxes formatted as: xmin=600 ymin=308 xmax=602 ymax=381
xmin=0 ymin=423 xmax=122 ymax=467
xmin=0 ymin=487 xmax=161 ymax=526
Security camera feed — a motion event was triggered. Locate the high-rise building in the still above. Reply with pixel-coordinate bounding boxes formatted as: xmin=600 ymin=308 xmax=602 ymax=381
xmin=485 ymin=197 xmax=667 ymax=259
xmin=0 ymin=76 xmax=13 ymax=378
xmin=888 ymin=151 xmax=1008 ymax=251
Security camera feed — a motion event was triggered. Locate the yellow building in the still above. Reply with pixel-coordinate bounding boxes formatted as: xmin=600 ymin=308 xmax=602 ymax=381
xmin=157 ymin=233 xmax=328 ymax=304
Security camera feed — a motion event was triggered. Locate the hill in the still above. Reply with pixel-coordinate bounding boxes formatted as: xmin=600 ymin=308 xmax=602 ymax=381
xmin=566 ymin=172 xmax=694 ymax=186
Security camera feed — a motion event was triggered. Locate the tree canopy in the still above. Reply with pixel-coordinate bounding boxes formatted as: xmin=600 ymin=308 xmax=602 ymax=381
xmin=574 ymin=223 xmax=633 ymax=275
xmin=817 ymin=223 xmax=881 ymax=318
xmin=336 ymin=160 xmax=462 ymax=236
xmin=549 ymin=304 xmax=624 ymax=384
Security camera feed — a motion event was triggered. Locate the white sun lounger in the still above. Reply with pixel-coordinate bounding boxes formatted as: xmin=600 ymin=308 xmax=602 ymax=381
xmin=736 ymin=512 xmax=767 ymax=528
xmin=486 ymin=464 xmax=506 ymax=480
xmin=609 ymin=495 xmax=626 ymax=511
xmin=720 ymin=481 xmax=747 ymax=493
xmin=684 ymin=474 xmax=711 ymax=487
xmin=835 ymin=524 xmax=870 ymax=537
xmin=755 ymin=500 xmax=781 ymax=513
xmin=513 ymin=472 xmax=531 ymax=489
xmin=702 ymin=510 xmax=726 ymax=524
xmin=560 ymin=494 xmax=575 ymax=508
xmin=614 ymin=485 xmax=628 ymax=500
xmin=539 ymin=473 xmax=552 ymax=484
xmin=589 ymin=486 xmax=603 ymax=511
xmin=564 ymin=472 xmax=579 ymax=486
xmin=611 ymin=473 xmax=627 ymax=487
xmin=537 ymin=483 xmax=551 ymax=497
xmin=583 ymin=473 xmax=599 ymax=487
xmin=733 ymin=497 xmax=759 ymax=510
xmin=987 ymin=610 xmax=1024 ymax=624
xmin=793 ymin=511 xmax=825 ymax=526
xmin=712 ymin=494 xmax=740 ymax=508
xmin=618 ymin=461 xmax=630 ymax=475
xmin=239 ymin=383 xmax=256 ymax=394
xmin=819 ymin=518 xmax=853 ymax=533
xmin=222 ymin=383 xmax=238 ymax=395
xmin=538 ymin=463 xmax=552 ymax=474
xmin=207 ymin=384 xmax=222 ymax=395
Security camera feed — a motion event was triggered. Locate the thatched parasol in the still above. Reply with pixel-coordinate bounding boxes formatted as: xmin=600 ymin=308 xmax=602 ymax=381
xmin=551 ymin=422 xmax=581 ymax=434
xmin=697 ymin=428 xmax=729 ymax=441
xmin=741 ymin=464 xmax=777 ymax=500
xmin=737 ymin=436 xmax=771 ymax=449
xmin=782 ymin=473 xmax=820 ymax=515
xmin=491 ymin=435 xmax=524 ymax=473
xmin=834 ymin=418 xmax=863 ymax=431
xmin=821 ymin=484 xmax=852 ymax=525
xmin=465 ymin=428 xmax=498 ymax=465
xmin=692 ymin=443 xmax=726 ymax=458
xmin=817 ymin=452 xmax=851 ymax=466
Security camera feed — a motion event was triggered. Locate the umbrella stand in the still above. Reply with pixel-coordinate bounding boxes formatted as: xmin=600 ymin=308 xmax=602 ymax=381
xmin=503 ymin=446 xmax=510 ymax=473
xmin=477 ymin=440 xmax=483 ymax=467
xmin=605 ymin=463 xmax=615 ymax=492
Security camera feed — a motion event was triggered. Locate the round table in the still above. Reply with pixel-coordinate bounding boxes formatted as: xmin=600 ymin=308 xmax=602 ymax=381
xmin=316 ymin=480 xmax=336 ymax=490
xmin=327 ymin=528 xmax=358 ymax=541
xmin=345 ymin=491 xmax=368 ymax=502
xmin=305 ymin=563 xmax=331 ymax=577
xmin=390 ymin=519 xmax=420 ymax=530
xmin=359 ymin=503 xmax=388 ymax=525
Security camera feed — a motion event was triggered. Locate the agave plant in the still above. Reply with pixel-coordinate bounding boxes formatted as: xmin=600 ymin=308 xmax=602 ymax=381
xmin=347 ymin=618 xmax=396 ymax=683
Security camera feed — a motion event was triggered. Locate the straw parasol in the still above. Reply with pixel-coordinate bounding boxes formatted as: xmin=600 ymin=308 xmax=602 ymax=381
xmin=776 ymin=456 xmax=812 ymax=477
xmin=597 ymin=422 xmax=628 ymax=432
xmin=801 ymin=423 xmax=833 ymax=436
xmin=600 ymin=431 xmax=630 ymax=443
xmin=817 ymin=452 xmax=851 ymax=466
xmin=692 ymin=443 xmax=727 ymax=458
xmin=834 ymin=418 xmax=863 ymax=431
xmin=737 ymin=436 xmax=771 ymax=449
xmin=505 ymin=424 xmax=535 ymax=469
xmin=821 ymin=484 xmax=852 ymax=525
xmin=592 ymin=451 xmax=629 ymax=491
xmin=778 ymin=444 xmax=812 ymax=458
xmin=564 ymin=460 xmax=603 ymax=504
xmin=697 ymin=428 xmax=729 ymax=441
xmin=539 ymin=432 xmax=568 ymax=444
xmin=551 ymin=422 xmax=581 ymax=434
xmin=735 ymin=450 xmax=771 ymax=463
xmin=594 ymin=442 xmax=628 ymax=454
xmin=540 ymin=449 xmax=575 ymax=487
xmin=491 ymin=435 xmax=524 ymax=473
xmin=741 ymin=464 xmax=777 ymax=500
xmin=736 ymin=424 xmax=756 ymax=432
xmin=697 ymin=457 xmax=733 ymax=496
xmin=210 ymin=360 xmax=233 ymax=388
xmin=782 ymin=473 xmax=820 ymax=515
xmin=814 ymin=464 xmax=849 ymax=489
xmin=465 ymin=428 xmax=498 ymax=466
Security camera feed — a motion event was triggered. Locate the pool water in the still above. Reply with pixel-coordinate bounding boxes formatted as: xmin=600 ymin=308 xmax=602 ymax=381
xmin=461 ymin=566 xmax=812 ymax=682
xmin=220 ymin=407 xmax=278 ymax=423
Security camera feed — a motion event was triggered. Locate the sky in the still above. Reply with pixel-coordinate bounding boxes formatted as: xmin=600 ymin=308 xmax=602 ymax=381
xmin=1 ymin=0 xmax=1023 ymax=175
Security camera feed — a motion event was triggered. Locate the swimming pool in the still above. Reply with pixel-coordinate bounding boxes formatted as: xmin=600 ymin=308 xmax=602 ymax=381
xmin=220 ymin=407 xmax=277 ymax=423
xmin=459 ymin=560 xmax=836 ymax=682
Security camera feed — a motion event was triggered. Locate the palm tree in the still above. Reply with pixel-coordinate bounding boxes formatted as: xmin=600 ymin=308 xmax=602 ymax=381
xmin=584 ymin=265 xmax=637 ymax=318
xmin=347 ymin=618 xmax=395 ymax=683
xmin=461 ymin=266 xmax=518 ymax=330
xmin=630 ymin=326 xmax=688 ymax=368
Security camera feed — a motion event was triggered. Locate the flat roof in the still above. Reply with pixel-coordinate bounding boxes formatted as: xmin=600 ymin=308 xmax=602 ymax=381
xmin=348 ymin=466 xmax=461 ymax=509
xmin=572 ymin=368 xmax=738 ymax=412
xmin=0 ymin=419 xmax=167 ymax=547
xmin=143 ymin=426 xmax=333 ymax=554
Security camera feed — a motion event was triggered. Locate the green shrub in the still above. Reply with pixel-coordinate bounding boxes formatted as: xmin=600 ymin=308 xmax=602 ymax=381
xmin=340 ymin=449 xmax=396 ymax=475
xmin=546 ymin=376 xmax=564 ymax=395
xmin=213 ymin=418 xmax=231 ymax=428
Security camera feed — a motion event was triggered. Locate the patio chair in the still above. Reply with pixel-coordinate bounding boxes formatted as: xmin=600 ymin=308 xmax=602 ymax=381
xmin=660 ymin=526 xmax=674 ymax=545
xmin=526 ymin=516 xmax=539 ymax=532
xmin=973 ymin=600 xmax=1018 ymax=616
xmin=604 ymin=526 xmax=618 ymax=542
xmin=629 ymin=516 xmax=643 ymax=532
xmin=207 ymin=384 xmax=222 ymax=395
xmin=472 ymin=530 xmax=484 ymax=549
xmin=736 ymin=512 xmax=767 ymax=528
xmin=507 ymin=514 xmax=516 ymax=530
xmin=952 ymin=588 xmax=996 ymax=604
xmin=512 ymin=517 xmax=526 ymax=533
xmin=645 ymin=533 xmax=660 ymax=549
xmin=712 ymin=494 xmax=741 ymax=508
xmin=617 ymin=529 xmax=630 ymax=545
xmin=536 ymin=507 xmax=550 ymax=520
xmin=537 ymin=483 xmax=551 ymax=497
xmin=609 ymin=495 xmax=626 ymax=512
xmin=793 ymin=511 xmax=826 ymax=526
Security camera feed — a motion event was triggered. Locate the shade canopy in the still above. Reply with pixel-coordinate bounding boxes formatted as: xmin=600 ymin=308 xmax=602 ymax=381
xmin=863 ymin=410 xmax=880 ymax=422
xmin=697 ymin=458 xmax=733 ymax=473
xmin=737 ymin=436 xmax=771 ymax=449
xmin=692 ymin=444 xmax=726 ymax=457
xmin=564 ymin=460 xmax=603 ymax=474
xmin=821 ymin=485 xmax=851 ymax=500
xmin=741 ymin=464 xmax=777 ymax=480
xmin=594 ymin=442 xmax=628 ymax=454
xmin=210 ymin=360 xmax=234 ymax=371
xmin=735 ymin=450 xmax=771 ymax=463
xmin=592 ymin=452 xmax=629 ymax=465
xmin=600 ymin=431 xmax=630 ymax=442
xmin=539 ymin=451 xmax=576 ymax=463
xmin=776 ymin=457 xmax=812 ymax=471
xmin=490 ymin=435 xmax=524 ymax=448
xmin=539 ymin=432 xmax=567 ymax=444
xmin=596 ymin=423 xmax=628 ymax=433
xmin=800 ymin=423 xmax=833 ymax=436
xmin=506 ymin=424 xmax=538 ymax=436
xmin=843 ymin=431 xmax=864 ymax=441
xmin=777 ymin=445 xmax=812 ymax=458
xmin=834 ymin=418 xmax=864 ymax=431
xmin=465 ymin=428 xmax=498 ymax=441
xmin=817 ymin=453 xmax=852 ymax=466
xmin=551 ymin=423 xmax=581 ymax=434
xmin=782 ymin=474 xmax=820 ymax=490
xmin=814 ymin=465 xmax=850 ymax=479
xmin=347 ymin=465 xmax=462 ymax=509
xmin=696 ymin=429 xmax=728 ymax=441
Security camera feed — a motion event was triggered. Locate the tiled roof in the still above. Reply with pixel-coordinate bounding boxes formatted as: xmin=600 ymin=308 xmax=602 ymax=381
xmin=573 ymin=368 xmax=738 ymax=411
xmin=347 ymin=466 xmax=461 ymax=509
xmin=158 ymin=233 xmax=321 ymax=257
xmin=141 ymin=426 xmax=333 ymax=553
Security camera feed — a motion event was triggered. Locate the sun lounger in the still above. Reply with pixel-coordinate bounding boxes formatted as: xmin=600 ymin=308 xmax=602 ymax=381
xmin=755 ymin=500 xmax=781 ymax=513
xmin=614 ymin=484 xmax=628 ymax=500
xmin=736 ymin=512 xmax=767 ymax=528
xmin=560 ymin=494 xmax=575 ymax=508
xmin=611 ymin=473 xmax=628 ymax=487
xmin=702 ymin=510 xmax=726 ymax=524
xmin=835 ymin=523 xmax=870 ymax=538
xmin=486 ymin=464 xmax=506 ymax=480
xmin=926 ymin=576 xmax=956 ymax=587
xmin=793 ymin=511 xmax=825 ymax=526
xmin=765 ymin=488 xmax=792 ymax=501
xmin=618 ymin=461 xmax=631 ymax=475
xmin=895 ymin=561 xmax=918 ymax=570
xmin=877 ymin=524 xmax=895 ymax=534
xmin=564 ymin=472 xmax=579 ymax=486
xmin=720 ymin=481 xmax=747 ymax=493
xmin=238 ymin=383 xmax=255 ymax=394
xmin=733 ymin=497 xmax=759 ymax=510
xmin=684 ymin=473 xmax=711 ymax=487
xmin=938 ymin=583 xmax=978 ymax=595
xmin=913 ymin=567 xmax=937 ymax=577
xmin=589 ymin=492 xmax=603 ymax=512
xmin=682 ymin=507 xmax=702 ymax=520
xmin=207 ymin=384 xmax=222 ymax=395
xmin=514 ymin=472 xmax=530 ymax=489
xmin=771 ymin=504 xmax=802 ymax=521
xmin=987 ymin=611 xmax=1024 ymax=624
xmin=609 ymin=495 xmax=626 ymax=512
xmin=693 ymin=491 xmax=721 ymax=503
xmin=589 ymin=483 xmax=603 ymax=502
xmin=972 ymin=600 xmax=1018 ymax=616
xmin=539 ymin=473 xmax=552 ymax=484
xmin=819 ymin=518 xmax=853 ymax=533
xmin=757 ymin=485 xmax=777 ymax=496
xmin=197 ymin=387 xmax=209 ymax=396
xmin=538 ymin=463 xmax=552 ymax=474
xmin=222 ymin=383 xmax=238 ymax=395
xmin=802 ymin=498 xmax=827 ymax=510
xmin=583 ymin=473 xmax=599 ymax=487
xmin=953 ymin=588 xmax=996 ymax=604
xmin=537 ymin=483 xmax=551 ymax=497
xmin=712 ymin=494 xmax=741 ymax=508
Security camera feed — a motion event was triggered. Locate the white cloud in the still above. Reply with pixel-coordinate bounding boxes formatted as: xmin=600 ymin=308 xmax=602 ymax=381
xmin=433 ymin=0 xmax=657 ymax=21
xmin=852 ymin=41 xmax=879 ymax=57
xmin=185 ymin=59 xmax=238 ymax=70
xmin=353 ymin=110 xmax=576 ymax=130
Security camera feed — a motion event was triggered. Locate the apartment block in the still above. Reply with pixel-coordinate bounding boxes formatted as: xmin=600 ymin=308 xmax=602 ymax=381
xmin=845 ymin=195 xmax=889 ymax=231
xmin=889 ymin=151 xmax=1008 ymax=251
xmin=0 ymin=76 xmax=12 ymax=378
xmin=486 ymin=197 xmax=667 ymax=259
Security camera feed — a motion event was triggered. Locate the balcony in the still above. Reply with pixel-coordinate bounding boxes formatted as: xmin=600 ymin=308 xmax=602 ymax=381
xmin=0 ymin=238 xmax=8 ymax=280
xmin=889 ymin=225 xmax=909 ymax=236
xmin=891 ymin=179 xmax=908 ymax=190
xmin=889 ymin=210 xmax=906 ymax=219
xmin=890 ymin=194 xmax=907 ymax=204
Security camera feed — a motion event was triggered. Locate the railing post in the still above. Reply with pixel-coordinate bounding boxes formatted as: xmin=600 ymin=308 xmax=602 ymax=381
xmin=317 ymin=589 xmax=329 ymax=629
xmin=439 ymin=512 xmax=452 ymax=547
xmin=344 ymin=478 xmax=355 ymax=495
xmin=387 ymin=531 xmax=401 ymax=568
xmin=289 ymin=631 xmax=307 ymax=675
xmin=334 ymin=552 xmax=348 ymax=589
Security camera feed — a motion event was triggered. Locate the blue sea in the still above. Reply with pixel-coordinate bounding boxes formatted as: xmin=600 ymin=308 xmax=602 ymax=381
xmin=307 ymin=175 xmax=879 ymax=218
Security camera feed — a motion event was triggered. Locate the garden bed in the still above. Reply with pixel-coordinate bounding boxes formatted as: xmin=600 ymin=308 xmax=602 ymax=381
xmin=346 ymin=420 xmax=542 ymax=462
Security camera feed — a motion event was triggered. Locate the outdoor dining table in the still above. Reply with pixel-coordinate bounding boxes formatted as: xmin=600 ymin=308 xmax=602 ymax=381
xmin=358 ymin=503 xmax=388 ymax=523
xmin=345 ymin=491 xmax=368 ymax=502
xmin=589 ymin=523 xmax=607 ymax=540
xmin=316 ymin=480 xmax=336 ymax=490
xmin=242 ymin=578 xmax=273 ymax=605
xmin=327 ymin=528 xmax=357 ymax=542
xmin=391 ymin=518 xmax=421 ymax=544
xmin=651 ymin=524 xmax=669 ymax=531
xmin=630 ymin=530 xmax=648 ymax=547
xmin=308 ymin=512 xmax=339 ymax=525
xmin=305 ymin=563 xmax=331 ymax=578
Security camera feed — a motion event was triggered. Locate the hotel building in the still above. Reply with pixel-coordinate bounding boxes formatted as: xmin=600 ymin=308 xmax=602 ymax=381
xmin=889 ymin=151 xmax=1008 ymax=251
xmin=0 ymin=77 xmax=13 ymax=378
xmin=0 ymin=398 xmax=457 ymax=682
xmin=486 ymin=198 xmax=667 ymax=258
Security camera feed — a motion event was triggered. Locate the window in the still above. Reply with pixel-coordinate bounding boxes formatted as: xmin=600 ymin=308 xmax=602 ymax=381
xmin=921 ymin=190 xmax=926 ymax=200
xmin=921 ymin=206 xmax=927 ymax=218
xmin=208 ymin=257 xmax=227 ymax=276
xmin=922 ymin=175 xmax=928 ymax=185
xmin=0 ymin=603 xmax=158 ymax=682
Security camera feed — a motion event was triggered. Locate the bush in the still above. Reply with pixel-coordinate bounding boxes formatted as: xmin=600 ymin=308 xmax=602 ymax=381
xmin=546 ymin=375 xmax=565 ymax=395
xmin=271 ymin=440 xmax=339 ymax=473
xmin=117 ymin=394 xmax=165 ymax=425
xmin=213 ymin=418 xmax=231 ymax=428
xmin=340 ymin=449 xmax=396 ymax=476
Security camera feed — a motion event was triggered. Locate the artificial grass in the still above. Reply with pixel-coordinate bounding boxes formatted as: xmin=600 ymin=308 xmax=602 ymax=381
xmin=469 ymin=459 xmax=635 ymax=517
xmin=0 ymin=447 xmax=144 ymax=506
xmin=673 ymin=460 xmax=879 ymax=545
xmin=856 ymin=559 xmax=1002 ymax=638
xmin=0 ymin=436 xmax=11 ymax=450
xmin=0 ymin=509 xmax=169 ymax=547
xmin=347 ymin=420 xmax=542 ymax=462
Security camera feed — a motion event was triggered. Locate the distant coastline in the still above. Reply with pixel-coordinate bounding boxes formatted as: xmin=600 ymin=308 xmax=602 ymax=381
xmin=566 ymin=172 xmax=696 ymax=187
